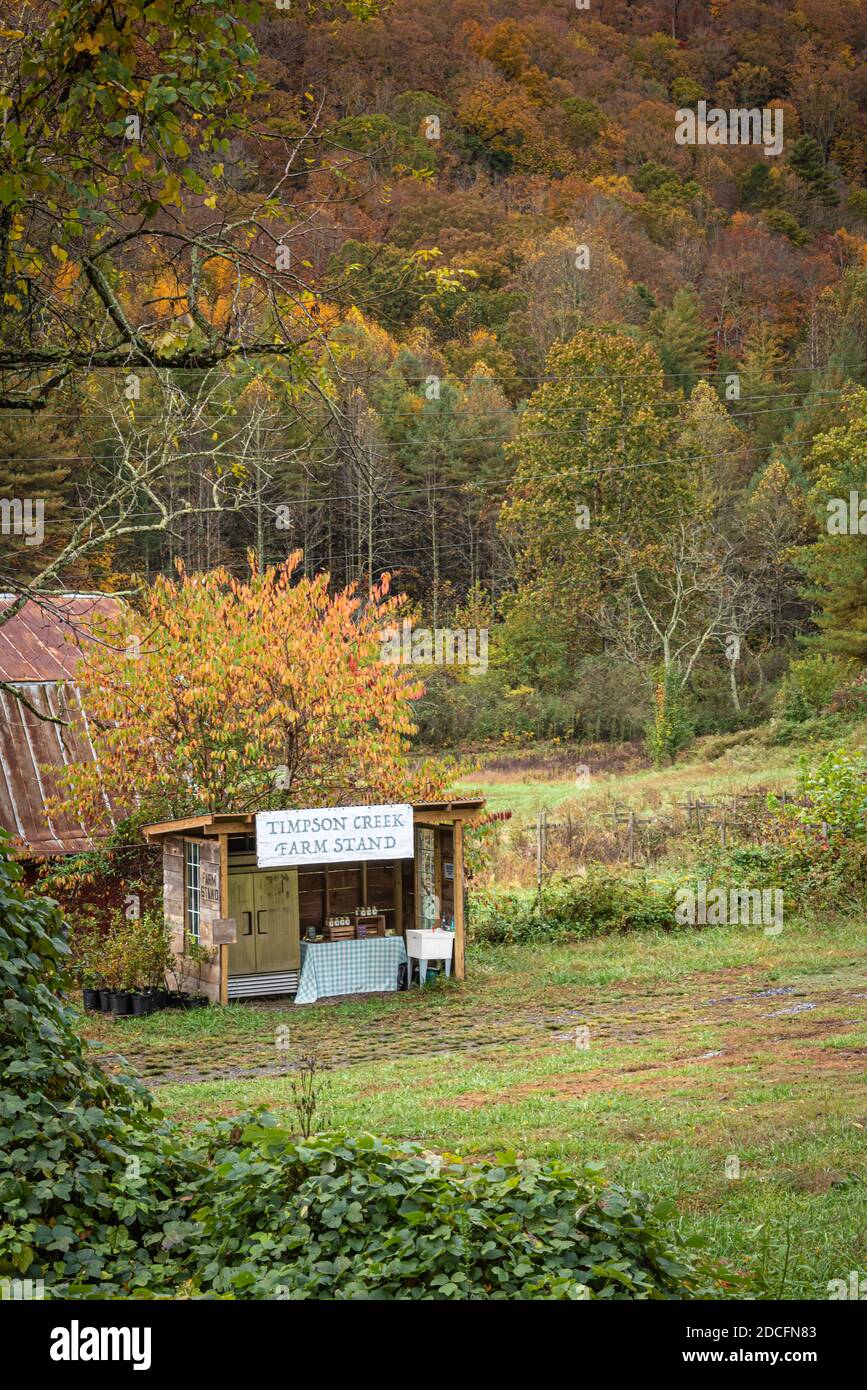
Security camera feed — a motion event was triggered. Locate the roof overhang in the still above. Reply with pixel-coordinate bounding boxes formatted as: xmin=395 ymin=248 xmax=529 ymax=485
xmin=142 ymin=799 xmax=487 ymax=842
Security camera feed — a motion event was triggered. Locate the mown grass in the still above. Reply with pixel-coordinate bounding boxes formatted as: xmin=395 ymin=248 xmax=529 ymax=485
xmin=84 ymin=915 xmax=867 ymax=1300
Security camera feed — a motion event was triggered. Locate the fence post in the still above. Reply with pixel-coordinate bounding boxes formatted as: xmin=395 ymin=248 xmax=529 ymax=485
xmin=627 ymin=810 xmax=635 ymax=867
xmin=536 ymin=807 xmax=548 ymax=898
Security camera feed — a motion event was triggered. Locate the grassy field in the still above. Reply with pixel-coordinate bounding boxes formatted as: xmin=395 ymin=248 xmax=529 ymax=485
xmin=83 ymin=913 xmax=867 ymax=1299
xmin=455 ymin=733 xmax=817 ymax=822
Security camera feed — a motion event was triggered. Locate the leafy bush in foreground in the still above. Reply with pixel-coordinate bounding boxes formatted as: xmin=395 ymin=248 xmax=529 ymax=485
xmin=182 ymin=1122 xmax=720 ymax=1301
xmin=0 ymin=837 xmax=195 ymax=1292
xmin=0 ymin=836 xmax=721 ymax=1299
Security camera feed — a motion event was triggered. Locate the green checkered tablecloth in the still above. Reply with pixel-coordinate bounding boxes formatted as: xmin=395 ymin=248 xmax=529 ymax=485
xmin=295 ymin=937 xmax=408 ymax=1005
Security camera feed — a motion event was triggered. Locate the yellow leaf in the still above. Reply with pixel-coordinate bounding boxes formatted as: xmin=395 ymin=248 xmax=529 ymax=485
xmin=73 ymin=33 xmax=106 ymax=54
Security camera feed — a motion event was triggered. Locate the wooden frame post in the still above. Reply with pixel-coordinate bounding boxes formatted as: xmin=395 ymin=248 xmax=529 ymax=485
xmin=393 ymin=859 xmax=403 ymax=934
xmin=218 ymin=833 xmax=229 ymax=1005
xmin=453 ymin=817 xmax=466 ymax=981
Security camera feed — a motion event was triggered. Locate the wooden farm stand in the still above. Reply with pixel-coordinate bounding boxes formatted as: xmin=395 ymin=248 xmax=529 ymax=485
xmin=142 ymin=800 xmax=484 ymax=1004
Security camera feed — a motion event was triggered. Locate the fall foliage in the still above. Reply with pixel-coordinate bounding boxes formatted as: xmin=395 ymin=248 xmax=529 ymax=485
xmin=54 ymin=554 xmax=455 ymax=822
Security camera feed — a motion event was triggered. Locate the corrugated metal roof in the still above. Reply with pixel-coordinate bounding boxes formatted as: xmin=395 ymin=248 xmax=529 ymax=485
xmin=0 ymin=593 xmax=121 ymax=681
xmin=0 ymin=596 xmax=122 ymax=855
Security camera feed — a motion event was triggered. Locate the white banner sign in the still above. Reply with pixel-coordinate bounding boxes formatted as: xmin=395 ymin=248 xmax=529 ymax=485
xmin=256 ymin=803 xmax=414 ymax=868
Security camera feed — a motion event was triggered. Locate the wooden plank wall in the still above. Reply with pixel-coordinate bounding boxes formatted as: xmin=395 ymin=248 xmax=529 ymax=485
xmin=296 ymin=861 xmax=398 ymax=935
xmin=163 ymin=835 xmax=222 ymax=1002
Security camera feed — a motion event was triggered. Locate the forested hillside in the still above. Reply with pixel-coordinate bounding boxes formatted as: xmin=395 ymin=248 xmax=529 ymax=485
xmin=4 ymin=0 xmax=867 ymax=748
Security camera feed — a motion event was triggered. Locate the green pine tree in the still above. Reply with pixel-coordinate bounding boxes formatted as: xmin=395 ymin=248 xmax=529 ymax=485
xmin=788 ymin=135 xmax=839 ymax=209
xmin=650 ymin=289 xmax=708 ymax=393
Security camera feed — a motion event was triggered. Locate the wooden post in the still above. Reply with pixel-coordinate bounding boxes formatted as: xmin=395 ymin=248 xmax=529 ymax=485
xmin=719 ymin=814 xmax=727 ymax=849
xmin=218 ymin=833 xmax=229 ymax=1006
xmin=453 ymin=818 xmax=466 ymax=981
xmin=393 ymin=859 xmax=403 ymax=935
xmin=627 ymin=810 xmax=635 ymax=867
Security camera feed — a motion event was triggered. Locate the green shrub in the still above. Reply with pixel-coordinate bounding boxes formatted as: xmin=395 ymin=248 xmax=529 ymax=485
xmin=187 ymin=1122 xmax=722 ymax=1300
xmin=69 ymin=906 xmax=175 ymax=992
xmin=776 ymin=654 xmax=856 ymax=723
xmin=692 ymin=761 xmax=867 ymax=912
xmin=0 ymin=833 xmax=191 ymax=1295
xmin=471 ymin=871 xmax=677 ymax=944
xmin=771 ymin=713 xmax=844 ymax=745
xmin=795 ymin=746 xmax=867 ymax=838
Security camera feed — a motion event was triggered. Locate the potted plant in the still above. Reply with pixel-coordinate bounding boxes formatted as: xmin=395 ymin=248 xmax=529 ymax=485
xmin=68 ymin=913 xmax=105 ymax=1011
xmin=102 ymin=933 xmax=128 ymax=1015
xmin=183 ymin=939 xmax=213 ymax=1008
xmin=125 ymin=930 xmax=153 ymax=1016
xmin=81 ymin=966 xmax=103 ymax=1013
xmin=138 ymin=911 xmax=174 ymax=1010
xmin=166 ymin=955 xmax=190 ymax=1007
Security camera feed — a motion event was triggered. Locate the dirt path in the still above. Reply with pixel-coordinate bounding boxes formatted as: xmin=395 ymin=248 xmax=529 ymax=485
xmin=89 ymin=968 xmax=867 ymax=1090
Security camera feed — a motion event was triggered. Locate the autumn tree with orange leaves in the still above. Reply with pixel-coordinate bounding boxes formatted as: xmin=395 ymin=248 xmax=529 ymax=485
xmin=55 ymin=554 xmax=455 ymax=824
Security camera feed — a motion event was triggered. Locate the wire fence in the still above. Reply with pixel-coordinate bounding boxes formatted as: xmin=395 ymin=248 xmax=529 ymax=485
xmin=521 ymin=789 xmax=825 ymax=878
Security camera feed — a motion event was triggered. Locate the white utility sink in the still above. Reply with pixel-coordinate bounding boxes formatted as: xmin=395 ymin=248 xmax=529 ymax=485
xmin=405 ymin=928 xmax=454 ymax=984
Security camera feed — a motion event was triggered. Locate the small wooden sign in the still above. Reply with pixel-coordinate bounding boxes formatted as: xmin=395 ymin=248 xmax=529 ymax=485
xmin=202 ymin=866 xmax=220 ymax=904
xmin=212 ymin=917 xmax=238 ymax=945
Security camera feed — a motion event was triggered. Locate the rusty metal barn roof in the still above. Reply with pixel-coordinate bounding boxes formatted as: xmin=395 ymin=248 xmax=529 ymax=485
xmin=0 ymin=593 xmax=120 ymax=681
xmin=0 ymin=595 xmax=122 ymax=856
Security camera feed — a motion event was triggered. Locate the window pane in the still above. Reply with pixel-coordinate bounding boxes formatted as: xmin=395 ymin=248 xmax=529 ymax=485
xmin=186 ymin=841 xmax=201 ymax=944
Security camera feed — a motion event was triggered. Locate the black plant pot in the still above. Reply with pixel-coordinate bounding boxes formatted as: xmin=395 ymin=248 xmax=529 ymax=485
xmin=130 ymin=992 xmax=155 ymax=1016
xmin=178 ymin=994 xmax=208 ymax=1010
xmin=168 ymin=991 xmax=190 ymax=1008
xmin=82 ymin=987 xmax=101 ymax=1011
xmin=144 ymin=987 xmax=170 ymax=1010
xmin=98 ymin=988 xmax=112 ymax=1012
xmin=110 ymin=990 xmax=133 ymax=1016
